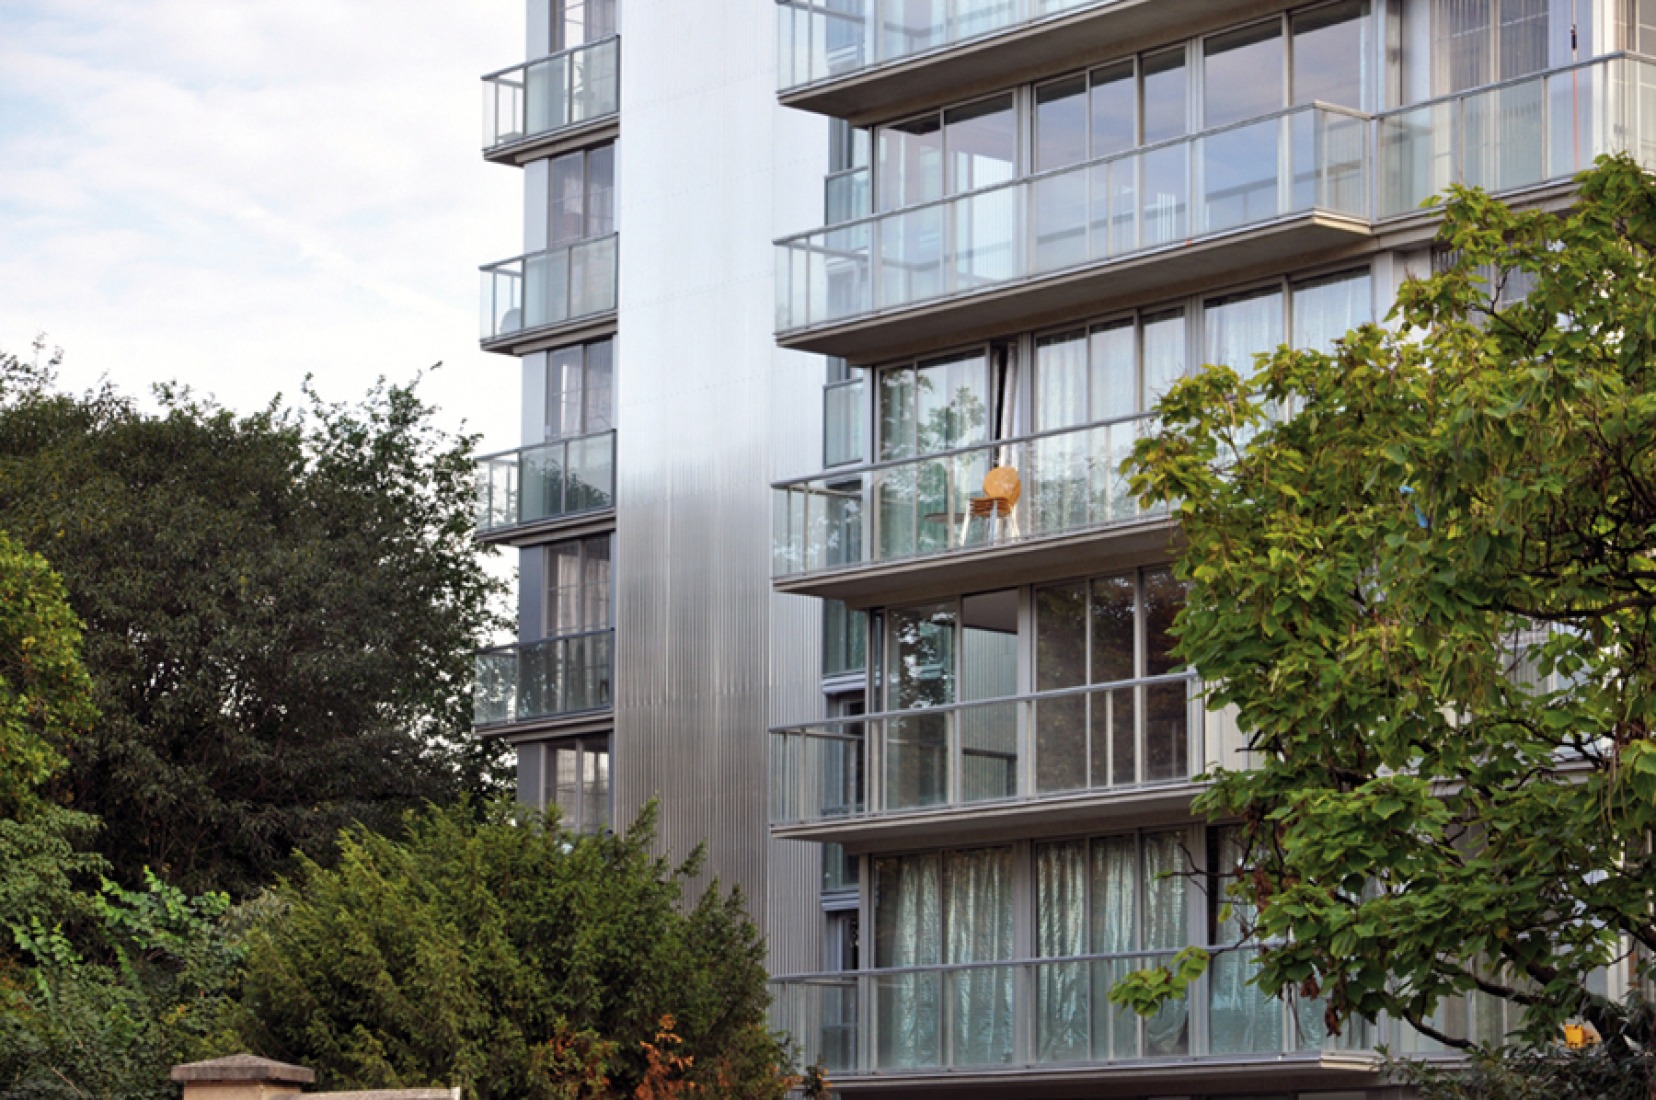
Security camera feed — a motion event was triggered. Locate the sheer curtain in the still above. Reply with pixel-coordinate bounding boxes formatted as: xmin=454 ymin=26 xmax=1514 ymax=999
xmin=875 ymin=849 xmax=1012 ymax=1068
xmin=1208 ymin=827 xmax=1284 ymax=1053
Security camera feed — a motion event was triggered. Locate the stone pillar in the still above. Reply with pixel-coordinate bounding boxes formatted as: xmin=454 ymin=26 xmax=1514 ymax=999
xmin=170 ymin=1054 xmax=314 ymax=1100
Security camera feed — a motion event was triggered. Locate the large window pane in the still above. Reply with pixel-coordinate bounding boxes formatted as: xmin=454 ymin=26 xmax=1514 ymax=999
xmin=1141 ymin=48 xmax=1188 ymax=144
xmin=945 ymin=95 xmax=1017 ymax=195
xmin=1037 ymin=78 xmax=1089 ymax=171
xmin=1292 ymin=0 xmax=1372 ymax=109
xmin=1204 ymin=21 xmax=1284 ymax=128
xmin=1089 ymin=60 xmax=1137 ymax=157
xmin=878 ymin=115 xmax=944 ymax=212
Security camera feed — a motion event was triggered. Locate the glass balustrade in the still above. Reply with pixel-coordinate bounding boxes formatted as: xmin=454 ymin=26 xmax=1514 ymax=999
xmin=1378 ymin=55 xmax=1648 ymax=217
xmin=475 ymin=431 xmax=617 ymax=536
xmin=473 ymin=629 xmax=614 ymax=728
xmin=482 ymin=37 xmax=619 ymax=152
xmin=771 ymin=946 xmax=1373 ymax=1077
xmin=481 ymin=235 xmax=618 ymax=343
xmin=776 ymin=0 xmax=1108 ymax=92
xmin=770 ymin=675 xmax=1200 ymax=826
xmin=773 ymin=412 xmax=1163 ymax=579
xmin=776 ymin=104 xmax=1369 ymax=335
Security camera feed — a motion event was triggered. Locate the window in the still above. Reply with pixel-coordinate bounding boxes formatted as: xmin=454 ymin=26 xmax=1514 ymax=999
xmin=551 ymin=0 xmax=616 ymax=52
xmin=549 ymin=143 xmax=616 ymax=246
xmin=541 ymin=735 xmax=611 ymax=832
xmin=1036 ymin=830 xmax=1192 ymax=1060
xmin=543 ymin=534 xmax=612 ymax=637
xmin=876 ymin=95 xmax=1015 ymax=213
xmin=1033 ymin=567 xmax=1190 ymax=792
xmin=873 ymin=847 xmax=1015 ymax=1067
xmin=545 ymin=337 xmax=614 ymax=440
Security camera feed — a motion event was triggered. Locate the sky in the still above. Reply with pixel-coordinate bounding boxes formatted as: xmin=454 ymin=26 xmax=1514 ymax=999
xmin=0 ymin=0 xmax=525 ymax=454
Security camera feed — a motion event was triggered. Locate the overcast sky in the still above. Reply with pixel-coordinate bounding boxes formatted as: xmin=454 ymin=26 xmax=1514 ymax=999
xmin=0 ymin=0 xmax=525 ymax=454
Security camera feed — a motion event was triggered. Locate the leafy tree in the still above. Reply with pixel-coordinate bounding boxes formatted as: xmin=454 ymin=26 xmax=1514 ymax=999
xmin=0 ymin=357 xmax=508 ymax=896
xmin=1120 ymin=155 xmax=1656 ymax=1056
xmin=236 ymin=801 xmax=797 ymax=1100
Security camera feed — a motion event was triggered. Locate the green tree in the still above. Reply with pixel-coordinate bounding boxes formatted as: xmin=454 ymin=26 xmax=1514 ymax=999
xmin=0 ymin=358 xmax=507 ymax=896
xmin=236 ymin=801 xmax=795 ymax=1100
xmin=1120 ymin=155 xmax=1656 ymax=1056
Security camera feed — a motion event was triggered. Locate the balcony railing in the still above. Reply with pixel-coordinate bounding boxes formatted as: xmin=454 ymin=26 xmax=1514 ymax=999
xmin=773 ymin=412 xmax=1165 ymax=580
xmin=771 ymin=675 xmax=1234 ymax=827
xmin=1377 ymin=53 xmax=1649 ymax=216
xmin=482 ymin=37 xmax=619 ymax=153
xmin=776 ymin=0 xmax=1109 ymax=92
xmin=771 ymin=945 xmax=1373 ymax=1077
xmin=776 ymin=103 xmax=1368 ymax=335
xmin=481 ymin=235 xmax=618 ymax=344
xmin=475 ymin=431 xmax=616 ymax=537
xmin=473 ymin=629 xmax=613 ymax=728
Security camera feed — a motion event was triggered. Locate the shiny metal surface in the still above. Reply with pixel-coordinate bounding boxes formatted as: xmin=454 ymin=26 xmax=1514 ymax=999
xmin=611 ymin=0 xmax=829 ymax=972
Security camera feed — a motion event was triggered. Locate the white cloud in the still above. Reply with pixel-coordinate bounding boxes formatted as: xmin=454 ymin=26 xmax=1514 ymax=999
xmin=0 ymin=0 xmax=527 ymax=450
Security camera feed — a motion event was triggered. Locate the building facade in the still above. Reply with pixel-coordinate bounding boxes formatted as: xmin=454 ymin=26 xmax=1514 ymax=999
xmin=475 ymin=1 xmax=1656 ymax=1097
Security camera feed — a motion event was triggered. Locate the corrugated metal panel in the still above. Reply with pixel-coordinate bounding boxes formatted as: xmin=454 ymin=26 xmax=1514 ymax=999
xmin=612 ymin=0 xmax=829 ymax=969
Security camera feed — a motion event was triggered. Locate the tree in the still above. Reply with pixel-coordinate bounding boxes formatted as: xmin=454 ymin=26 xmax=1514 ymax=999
xmin=235 ymin=801 xmax=797 ymax=1100
xmin=1121 ymin=155 xmax=1656 ymax=1057
xmin=0 ymin=359 xmax=508 ymax=896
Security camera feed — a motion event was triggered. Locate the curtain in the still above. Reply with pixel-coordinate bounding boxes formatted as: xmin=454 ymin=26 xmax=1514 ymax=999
xmin=946 ymin=848 xmax=1014 ymax=1065
xmin=1036 ymin=842 xmax=1089 ymax=1061
xmin=1208 ymin=827 xmax=1283 ymax=1053
xmin=1292 ymin=271 xmax=1372 ymax=353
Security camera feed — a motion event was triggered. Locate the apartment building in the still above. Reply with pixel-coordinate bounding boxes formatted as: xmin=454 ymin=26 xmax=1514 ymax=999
xmin=474 ymin=1 xmax=1656 ymax=1097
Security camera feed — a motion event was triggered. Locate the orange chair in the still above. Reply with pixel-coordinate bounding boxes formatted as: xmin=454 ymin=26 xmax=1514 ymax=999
xmin=967 ymin=466 xmax=1022 ymax=541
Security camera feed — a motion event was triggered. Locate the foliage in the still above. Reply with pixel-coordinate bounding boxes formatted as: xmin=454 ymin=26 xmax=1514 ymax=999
xmin=1387 ymin=1041 xmax=1655 ymax=1099
xmin=0 ymin=870 xmax=245 ymax=1100
xmin=0 ymin=528 xmax=96 ymax=821
xmin=1118 ymin=155 xmax=1656 ymax=1054
xmin=0 ymin=356 xmax=508 ymax=895
xmin=236 ymin=801 xmax=797 ymax=1099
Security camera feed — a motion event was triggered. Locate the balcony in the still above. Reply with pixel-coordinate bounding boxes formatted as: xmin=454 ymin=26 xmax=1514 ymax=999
xmin=778 ymin=56 xmax=1656 ymax=361
xmin=773 ymin=413 xmax=1171 ymax=602
xmin=473 ymin=629 xmax=613 ymax=730
xmin=771 ymin=946 xmax=1379 ymax=1088
xmin=775 ymin=0 xmax=1280 ymax=123
xmin=475 ymin=432 xmax=616 ymax=544
xmin=770 ymin=675 xmax=1253 ymax=845
xmin=776 ymin=104 xmax=1371 ymax=359
xmin=482 ymin=37 xmax=619 ymax=164
xmin=480 ymin=236 xmax=618 ymax=353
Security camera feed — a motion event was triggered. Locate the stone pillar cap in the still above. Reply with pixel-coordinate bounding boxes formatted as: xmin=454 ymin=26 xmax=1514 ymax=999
xmin=171 ymin=1054 xmax=317 ymax=1085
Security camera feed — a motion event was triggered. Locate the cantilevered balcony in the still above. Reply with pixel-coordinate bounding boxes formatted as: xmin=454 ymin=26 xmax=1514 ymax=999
xmin=770 ymin=945 xmax=1379 ymax=1089
xmin=475 ymin=431 xmax=616 ymax=545
xmin=776 ymin=0 xmax=1289 ymax=123
xmin=776 ymin=104 xmax=1371 ymax=359
xmin=473 ymin=629 xmax=613 ymax=731
xmin=778 ymin=56 xmax=1656 ymax=361
xmin=480 ymin=235 xmax=617 ymax=354
xmin=482 ymin=37 xmax=619 ymax=164
xmin=773 ymin=413 xmax=1171 ymax=603
xmin=769 ymin=675 xmax=1255 ymax=845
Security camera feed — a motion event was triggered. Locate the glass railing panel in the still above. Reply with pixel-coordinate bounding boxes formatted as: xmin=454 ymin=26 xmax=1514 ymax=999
xmin=473 ymin=432 xmax=616 ymax=535
xmin=777 ymin=104 xmax=1364 ymax=335
xmin=481 ymin=235 xmax=618 ymax=342
xmin=483 ymin=37 xmax=619 ymax=151
xmin=472 ymin=629 xmax=614 ymax=728
xmin=1200 ymin=117 xmax=1283 ymax=234
xmin=772 ymin=975 xmax=860 ymax=1074
xmin=770 ymin=720 xmax=868 ymax=823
